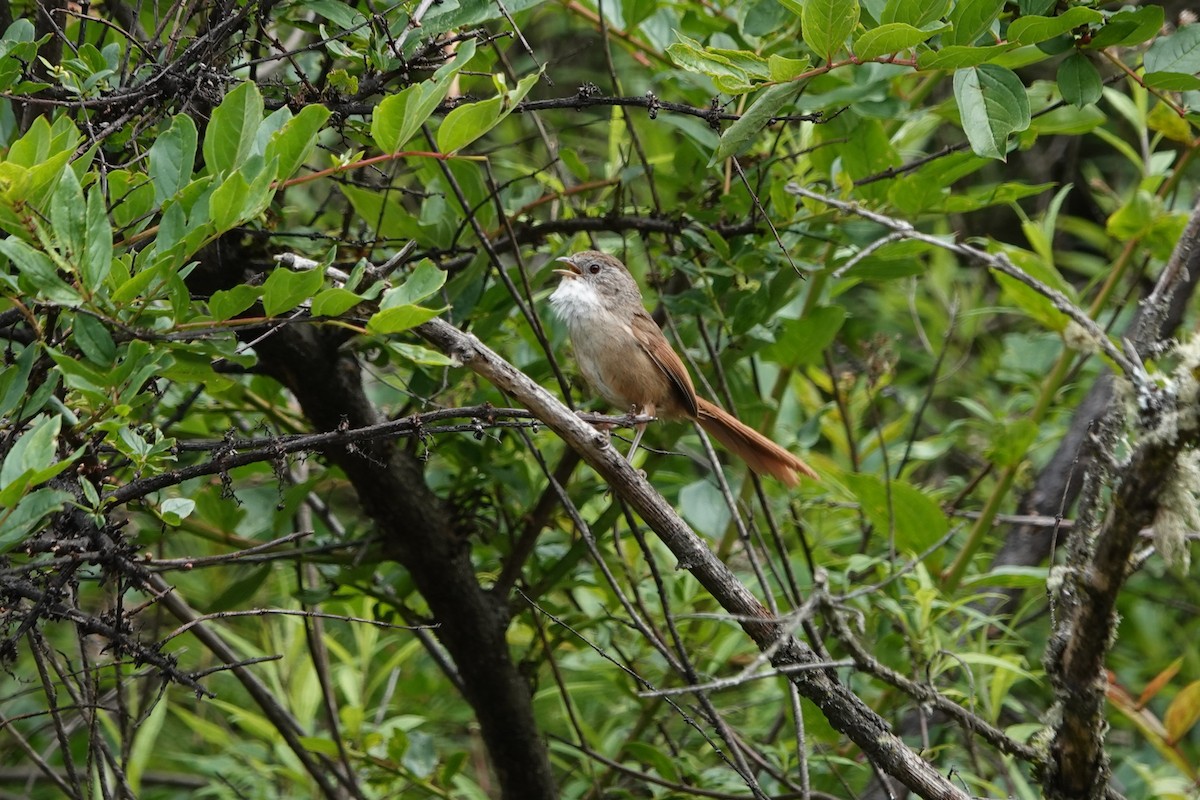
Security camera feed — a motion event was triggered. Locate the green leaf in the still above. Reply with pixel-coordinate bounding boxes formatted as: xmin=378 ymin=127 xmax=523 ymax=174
xmin=388 ymin=340 xmax=458 ymax=366
xmin=149 ymin=114 xmax=197 ymax=202
xmin=1143 ymin=71 xmax=1200 ymax=91
xmin=266 ymin=104 xmax=331 ymax=182
xmin=311 ymin=287 xmax=365 ymax=317
xmin=762 ymin=306 xmax=846 ymax=365
xmin=381 ymin=261 xmax=446 ymax=308
xmin=0 ymin=413 xmax=60 ymax=492
xmin=0 ymin=345 xmax=35 ymax=418
xmin=1017 ymin=0 xmax=1054 ymax=14
xmin=159 ymin=497 xmax=196 ymax=526
xmin=0 ymin=488 xmax=73 ymax=553
xmin=1145 ymin=24 xmax=1200 ymax=76
xmin=0 ymin=236 xmax=80 ymax=304
xmin=854 ymin=23 xmax=937 ymax=61
xmin=961 ymin=565 xmax=1049 ymax=589
xmin=802 ymin=0 xmax=860 ymax=61
xmin=261 ymin=266 xmax=325 ymax=317
xmin=202 ymin=81 xmax=264 ymax=176
xmin=767 ymin=53 xmax=811 ymax=81
xmin=917 ymin=43 xmax=1015 ymax=70
xmin=372 ymin=40 xmax=475 ymax=153
xmin=437 ymin=70 xmax=540 ymax=153
xmin=209 ymin=172 xmax=250 ymax=232
xmin=946 ymin=0 xmax=1004 ymax=46
xmin=1085 ymin=6 xmax=1163 ymax=50
xmin=711 ymin=82 xmax=799 ymax=164
xmin=339 ymin=184 xmax=423 ymax=241
xmin=1057 ymin=52 xmax=1102 ymax=107
xmin=367 ymin=304 xmax=442 ymax=334
xmin=953 ymin=64 xmax=1030 ymax=160
xmin=83 ymin=187 xmax=112 ymax=292
xmin=667 ymin=35 xmax=757 ymax=90
xmin=50 ymin=164 xmax=86 ymax=263
xmin=881 ymin=0 xmax=948 ymax=27
xmin=126 ymin=692 xmax=169 ymax=792
xmin=625 ymin=741 xmax=682 ymax=783
xmin=1007 ymin=7 xmax=1102 ymax=46
xmin=208 ymin=284 xmax=262 ymax=321
xmin=842 ymin=473 xmax=950 ymax=554
xmin=73 ymin=313 xmax=116 ymax=365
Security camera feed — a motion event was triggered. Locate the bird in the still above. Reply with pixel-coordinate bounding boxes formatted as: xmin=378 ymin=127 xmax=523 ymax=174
xmin=549 ymin=250 xmax=817 ymax=486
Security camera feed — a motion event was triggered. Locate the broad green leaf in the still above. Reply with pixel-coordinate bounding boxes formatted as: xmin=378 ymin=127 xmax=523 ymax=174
xmin=0 ymin=488 xmax=73 ymax=552
xmin=1017 ymin=0 xmax=1054 ymax=13
xmin=881 ymin=0 xmax=948 ymax=27
xmin=261 ymin=265 xmax=325 ymax=317
xmin=149 ymin=114 xmax=197 ymax=202
xmin=917 ymin=44 xmax=1015 ymax=70
xmin=1144 ymin=20 xmax=1200 ymax=75
xmin=209 ymin=172 xmax=250 ymax=232
xmin=1057 ymin=52 xmax=1102 ymax=107
xmin=0 ymin=345 xmax=35 ymax=418
xmin=1085 ymin=6 xmax=1163 ymax=50
xmin=762 ymin=305 xmax=846 ymax=365
xmin=83 ymin=187 xmax=112 ymax=292
xmin=311 ymin=287 xmax=365 ymax=317
xmin=372 ymin=40 xmax=476 ymax=153
xmin=0 ymin=413 xmax=60 ymax=491
xmin=266 ymin=104 xmax=331 ymax=182
xmin=802 ymin=0 xmax=859 ymax=61
xmin=707 ymin=47 xmax=771 ymax=80
xmin=0 ymin=236 xmax=80 ymax=304
xmin=49 ymin=164 xmax=86 ymax=263
xmin=388 ymin=340 xmax=457 ymax=366
xmin=339 ymin=184 xmax=424 ymax=241
xmin=854 ymin=23 xmax=937 ymax=61
xmin=367 ymin=304 xmax=442 ymax=334
xmin=768 ymin=53 xmax=810 ymax=81
xmin=382 ymin=261 xmax=446 ymax=307
xmin=711 ymin=82 xmax=799 ymax=164
xmin=1143 ymin=72 xmax=1200 ymax=91
xmin=946 ymin=0 xmax=1004 ymax=46
xmin=953 ymin=64 xmax=1030 ymax=160
xmin=842 ymin=473 xmax=950 ymax=554
xmin=159 ymin=497 xmax=196 ymax=526
xmin=1007 ymin=8 xmax=1102 ymax=46
xmin=667 ymin=36 xmax=756 ymax=89
xmin=202 ymin=81 xmax=264 ymax=176
xmin=73 ymin=313 xmax=116 ymax=365
xmin=208 ymin=284 xmax=262 ymax=322
xmin=437 ymin=70 xmax=540 ymax=153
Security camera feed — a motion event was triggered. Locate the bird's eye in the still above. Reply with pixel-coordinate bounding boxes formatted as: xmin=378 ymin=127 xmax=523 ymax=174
xmin=587 ymin=263 xmax=601 ymax=275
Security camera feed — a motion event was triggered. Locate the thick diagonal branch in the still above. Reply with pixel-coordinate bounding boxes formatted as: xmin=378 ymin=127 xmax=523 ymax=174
xmin=416 ymin=317 xmax=971 ymax=800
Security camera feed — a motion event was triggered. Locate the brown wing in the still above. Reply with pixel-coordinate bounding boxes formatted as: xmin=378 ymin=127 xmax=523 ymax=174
xmin=630 ymin=310 xmax=699 ymax=418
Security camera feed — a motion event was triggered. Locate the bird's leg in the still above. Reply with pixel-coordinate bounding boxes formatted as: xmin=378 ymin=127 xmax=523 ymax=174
xmin=625 ymin=403 xmax=653 ymax=462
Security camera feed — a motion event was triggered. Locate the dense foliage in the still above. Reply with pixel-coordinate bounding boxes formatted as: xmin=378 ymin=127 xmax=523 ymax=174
xmin=2 ymin=0 xmax=1200 ymax=798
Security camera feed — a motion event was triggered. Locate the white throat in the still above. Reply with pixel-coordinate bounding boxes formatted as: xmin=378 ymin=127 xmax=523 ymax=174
xmin=550 ymin=277 xmax=606 ymax=333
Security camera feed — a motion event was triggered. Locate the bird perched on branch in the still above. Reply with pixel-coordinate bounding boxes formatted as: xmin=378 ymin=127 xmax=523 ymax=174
xmin=550 ymin=250 xmax=816 ymax=486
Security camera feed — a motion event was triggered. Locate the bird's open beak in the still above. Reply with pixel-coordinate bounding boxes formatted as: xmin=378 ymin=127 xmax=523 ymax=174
xmin=553 ymin=256 xmax=580 ymax=278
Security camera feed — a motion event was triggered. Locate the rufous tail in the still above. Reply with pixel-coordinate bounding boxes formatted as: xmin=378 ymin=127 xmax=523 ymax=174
xmin=694 ymin=397 xmax=818 ymax=487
